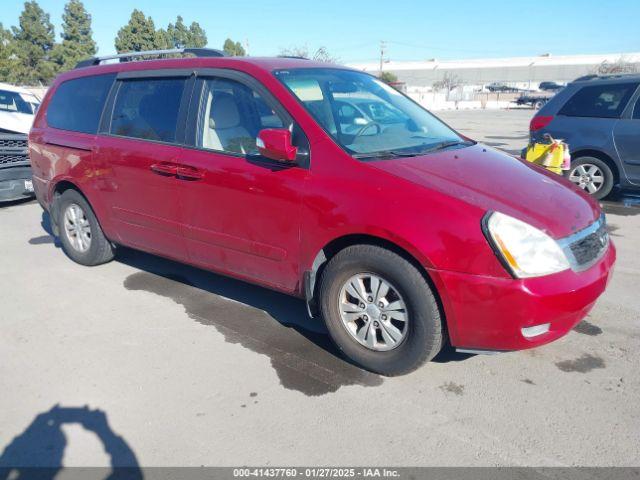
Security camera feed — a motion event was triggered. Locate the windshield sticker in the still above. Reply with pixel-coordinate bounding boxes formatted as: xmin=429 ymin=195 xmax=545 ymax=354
xmin=285 ymin=79 xmax=324 ymax=102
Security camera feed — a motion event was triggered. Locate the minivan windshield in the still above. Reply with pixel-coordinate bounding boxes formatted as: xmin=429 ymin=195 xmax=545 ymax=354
xmin=275 ymin=68 xmax=468 ymax=158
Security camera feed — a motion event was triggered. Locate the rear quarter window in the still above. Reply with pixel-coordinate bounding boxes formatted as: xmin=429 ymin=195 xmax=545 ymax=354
xmin=46 ymin=74 xmax=115 ymax=134
xmin=558 ymin=82 xmax=638 ymax=118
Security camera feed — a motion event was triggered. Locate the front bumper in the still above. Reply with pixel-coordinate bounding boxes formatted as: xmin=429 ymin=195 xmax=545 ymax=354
xmin=0 ymin=133 xmax=33 ymax=202
xmin=0 ymin=166 xmax=34 ymax=202
xmin=435 ymin=242 xmax=616 ymax=351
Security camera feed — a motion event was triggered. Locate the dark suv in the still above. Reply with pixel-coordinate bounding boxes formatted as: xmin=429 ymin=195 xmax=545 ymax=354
xmin=530 ymin=74 xmax=640 ymax=199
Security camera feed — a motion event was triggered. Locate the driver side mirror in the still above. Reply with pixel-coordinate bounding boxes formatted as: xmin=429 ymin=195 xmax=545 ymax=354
xmin=256 ymin=128 xmax=298 ymax=162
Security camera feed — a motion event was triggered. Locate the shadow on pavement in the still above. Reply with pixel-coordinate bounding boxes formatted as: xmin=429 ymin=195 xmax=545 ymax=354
xmin=601 ymin=189 xmax=640 ymax=217
xmin=118 ymin=247 xmax=385 ymax=396
xmin=0 ymin=405 xmax=141 ymax=480
xmin=31 ymin=211 xmax=476 ymax=395
xmin=0 ymin=198 xmax=35 ymax=209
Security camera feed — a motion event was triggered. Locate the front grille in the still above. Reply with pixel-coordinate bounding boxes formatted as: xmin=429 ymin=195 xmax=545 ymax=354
xmin=0 ymin=133 xmax=29 ymax=168
xmin=0 ymin=138 xmax=27 ymax=149
xmin=0 ymin=154 xmax=29 ymax=166
xmin=560 ymin=215 xmax=609 ymax=271
xmin=570 ymin=222 xmax=608 ymax=265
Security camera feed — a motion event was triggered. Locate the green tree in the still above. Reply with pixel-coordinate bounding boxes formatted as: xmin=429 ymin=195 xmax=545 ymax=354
xmin=166 ymin=16 xmax=188 ymax=48
xmin=165 ymin=16 xmax=207 ymax=48
xmin=11 ymin=1 xmax=56 ymax=85
xmin=114 ymin=10 xmax=166 ymax=53
xmin=379 ymin=71 xmax=398 ymax=84
xmin=223 ymin=38 xmax=245 ymax=57
xmin=0 ymin=23 xmax=19 ymax=83
xmin=188 ymin=22 xmax=207 ymax=48
xmin=155 ymin=28 xmax=172 ymax=50
xmin=51 ymin=0 xmax=96 ymax=72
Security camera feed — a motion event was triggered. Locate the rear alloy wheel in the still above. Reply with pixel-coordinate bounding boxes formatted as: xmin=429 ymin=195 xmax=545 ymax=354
xmin=565 ymin=156 xmax=614 ymax=200
xmin=63 ymin=203 xmax=92 ymax=253
xmin=57 ymin=189 xmax=115 ymax=266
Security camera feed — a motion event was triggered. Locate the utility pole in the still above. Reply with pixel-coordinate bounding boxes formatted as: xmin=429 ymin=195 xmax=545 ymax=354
xmin=379 ymin=40 xmax=387 ymax=76
xmin=245 ymin=38 xmax=250 ymax=56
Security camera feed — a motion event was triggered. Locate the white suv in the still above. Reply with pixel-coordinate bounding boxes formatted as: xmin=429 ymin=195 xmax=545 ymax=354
xmin=0 ymin=83 xmax=40 ymax=202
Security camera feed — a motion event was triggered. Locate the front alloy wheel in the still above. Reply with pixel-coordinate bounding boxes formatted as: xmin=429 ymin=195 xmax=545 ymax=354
xmin=338 ymin=273 xmax=408 ymax=351
xmin=319 ymin=244 xmax=444 ymax=376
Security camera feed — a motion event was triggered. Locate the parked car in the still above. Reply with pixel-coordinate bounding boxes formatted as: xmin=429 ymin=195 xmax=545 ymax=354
xmin=538 ymin=81 xmax=564 ymax=92
xmin=516 ymin=92 xmax=554 ymax=109
xmin=530 ymin=74 xmax=640 ymax=199
xmin=485 ymin=82 xmax=520 ymax=93
xmin=0 ymin=83 xmax=40 ymax=202
xmin=29 ymin=49 xmax=615 ymax=375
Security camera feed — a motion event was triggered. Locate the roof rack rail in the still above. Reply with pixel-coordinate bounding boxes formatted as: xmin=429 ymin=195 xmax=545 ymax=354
xmin=573 ymin=72 xmax=639 ymax=82
xmin=573 ymin=74 xmax=599 ymax=82
xmin=74 ymin=48 xmax=226 ymax=69
xmin=277 ymin=55 xmax=310 ymax=60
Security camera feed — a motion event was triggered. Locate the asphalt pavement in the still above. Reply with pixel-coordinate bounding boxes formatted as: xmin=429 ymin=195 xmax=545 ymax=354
xmin=1 ymin=109 xmax=638 ymax=468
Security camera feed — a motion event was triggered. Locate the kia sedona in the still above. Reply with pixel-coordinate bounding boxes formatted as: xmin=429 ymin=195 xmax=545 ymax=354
xmin=29 ymin=48 xmax=615 ymax=375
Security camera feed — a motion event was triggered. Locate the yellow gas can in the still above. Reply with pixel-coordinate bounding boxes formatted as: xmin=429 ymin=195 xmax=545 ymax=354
xmin=524 ymin=140 xmax=567 ymax=175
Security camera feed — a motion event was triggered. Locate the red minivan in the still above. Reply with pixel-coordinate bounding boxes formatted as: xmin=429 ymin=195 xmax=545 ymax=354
xmin=29 ymin=49 xmax=615 ymax=375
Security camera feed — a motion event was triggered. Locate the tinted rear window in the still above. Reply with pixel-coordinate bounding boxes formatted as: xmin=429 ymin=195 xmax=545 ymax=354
xmin=110 ymin=78 xmax=186 ymax=143
xmin=559 ymin=83 xmax=638 ymax=118
xmin=47 ymin=74 xmax=115 ymax=134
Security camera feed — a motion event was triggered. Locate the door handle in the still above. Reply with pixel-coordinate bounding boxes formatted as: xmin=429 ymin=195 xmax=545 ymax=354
xmin=177 ymin=165 xmax=204 ymax=180
xmin=150 ymin=162 xmax=179 ymax=176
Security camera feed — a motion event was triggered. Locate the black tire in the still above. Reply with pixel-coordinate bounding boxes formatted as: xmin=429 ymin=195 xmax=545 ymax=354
xmin=564 ymin=156 xmax=614 ymax=200
xmin=533 ymin=100 xmax=545 ymax=110
xmin=319 ymin=245 xmax=443 ymax=376
xmin=56 ymin=189 xmax=115 ymax=266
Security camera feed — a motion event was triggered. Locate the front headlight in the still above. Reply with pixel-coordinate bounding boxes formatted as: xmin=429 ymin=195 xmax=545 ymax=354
xmin=484 ymin=211 xmax=570 ymax=278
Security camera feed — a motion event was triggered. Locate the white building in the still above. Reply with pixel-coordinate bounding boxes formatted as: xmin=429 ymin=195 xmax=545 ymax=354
xmin=349 ymin=52 xmax=640 ymax=90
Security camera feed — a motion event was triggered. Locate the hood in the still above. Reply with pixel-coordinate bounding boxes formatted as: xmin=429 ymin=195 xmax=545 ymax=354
xmin=367 ymin=143 xmax=600 ymax=238
xmin=0 ymin=111 xmax=34 ymax=134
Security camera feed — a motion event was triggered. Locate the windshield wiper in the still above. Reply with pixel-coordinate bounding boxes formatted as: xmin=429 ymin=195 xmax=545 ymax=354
xmin=416 ymin=140 xmax=471 ymax=154
xmin=352 ymin=140 xmax=473 ymax=160
xmin=352 ymin=150 xmax=422 ymax=160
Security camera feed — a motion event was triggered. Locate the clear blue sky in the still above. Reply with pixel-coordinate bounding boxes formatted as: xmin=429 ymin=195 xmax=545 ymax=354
xmin=2 ymin=0 xmax=639 ymax=63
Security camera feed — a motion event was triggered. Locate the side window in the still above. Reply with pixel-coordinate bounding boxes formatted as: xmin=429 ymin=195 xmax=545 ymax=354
xmin=47 ymin=74 xmax=115 ymax=133
xmin=196 ymin=77 xmax=285 ymax=155
xmin=558 ymin=83 xmax=638 ymax=118
xmin=110 ymin=78 xmax=186 ymax=143
xmin=633 ymin=97 xmax=640 ymax=120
